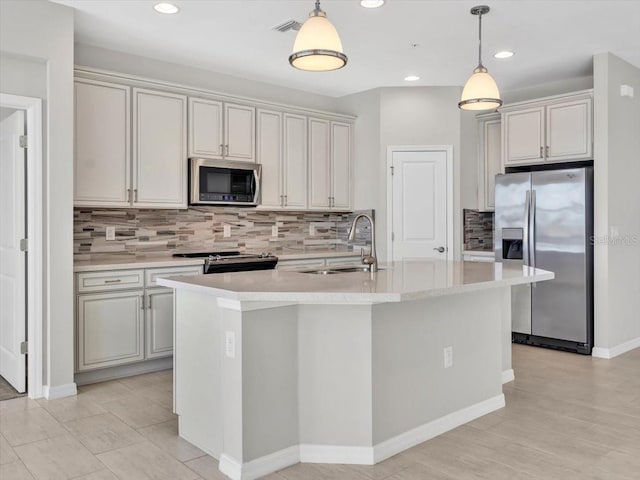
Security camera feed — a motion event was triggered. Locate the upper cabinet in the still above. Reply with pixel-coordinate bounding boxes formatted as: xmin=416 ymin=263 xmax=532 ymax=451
xmin=74 ymin=79 xmax=131 ymax=207
xmin=282 ymin=113 xmax=308 ymax=209
xmin=75 ymin=81 xmax=187 ymax=208
xmin=502 ymin=91 xmax=593 ymax=167
xmin=256 ymin=109 xmax=283 ymax=209
xmin=307 ymin=119 xmax=352 ymax=210
xmin=188 ymin=98 xmax=255 ymax=162
xmin=477 ymin=113 xmax=501 ymax=211
xmin=133 ymin=88 xmax=187 ymax=208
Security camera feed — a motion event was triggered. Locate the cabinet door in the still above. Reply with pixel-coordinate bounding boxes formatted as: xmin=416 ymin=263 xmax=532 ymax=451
xmin=478 ymin=119 xmax=502 ymax=210
xmin=77 ymin=291 xmax=144 ymax=371
xmin=308 ymin=118 xmax=331 ymax=209
xmin=546 ymin=97 xmax=592 ymax=162
xmin=503 ymin=107 xmax=544 ymax=165
xmin=74 ymin=79 xmax=131 ymax=207
xmin=331 ymin=122 xmax=352 ymax=210
xmin=256 ymin=109 xmax=283 ymax=208
xmin=146 ymin=289 xmax=174 ymax=359
xmin=133 ymin=88 xmax=187 ymax=208
xmin=225 ymin=103 xmax=255 ymax=161
xmin=189 ymin=98 xmax=223 ymax=158
xmin=283 ymin=114 xmax=308 ymax=209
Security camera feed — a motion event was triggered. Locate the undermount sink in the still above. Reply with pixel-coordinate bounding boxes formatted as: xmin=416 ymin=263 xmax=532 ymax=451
xmin=299 ymin=265 xmax=385 ymax=275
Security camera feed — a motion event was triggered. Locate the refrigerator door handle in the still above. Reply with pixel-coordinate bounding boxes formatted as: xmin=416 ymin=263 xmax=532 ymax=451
xmin=530 ymin=190 xmax=537 ymax=287
xmin=523 ymin=190 xmax=531 ymax=267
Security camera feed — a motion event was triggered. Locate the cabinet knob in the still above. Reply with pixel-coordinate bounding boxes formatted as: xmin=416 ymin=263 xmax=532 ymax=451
xmin=539 ymin=146 xmax=543 ymax=158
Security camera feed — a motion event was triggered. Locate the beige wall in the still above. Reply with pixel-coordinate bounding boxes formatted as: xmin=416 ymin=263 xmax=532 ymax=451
xmin=0 ymin=0 xmax=75 ymax=393
xmin=593 ymin=52 xmax=640 ymax=353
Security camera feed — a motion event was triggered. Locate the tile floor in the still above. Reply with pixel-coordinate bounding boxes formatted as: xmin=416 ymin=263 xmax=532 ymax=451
xmin=0 ymin=344 xmax=639 ymax=479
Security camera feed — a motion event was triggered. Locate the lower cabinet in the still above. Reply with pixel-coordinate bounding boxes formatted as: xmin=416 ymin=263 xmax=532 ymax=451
xmin=277 ymin=255 xmax=363 ymax=270
xmin=77 ymin=290 xmax=145 ymax=371
xmin=145 ymin=288 xmax=174 ymax=359
xmin=75 ymin=265 xmax=202 ymax=372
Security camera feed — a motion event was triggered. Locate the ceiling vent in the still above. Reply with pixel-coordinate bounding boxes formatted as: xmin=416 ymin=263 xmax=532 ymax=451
xmin=272 ymin=20 xmax=302 ymax=33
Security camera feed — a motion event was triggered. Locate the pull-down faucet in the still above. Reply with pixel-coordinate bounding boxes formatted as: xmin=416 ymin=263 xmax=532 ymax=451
xmin=347 ymin=214 xmax=378 ymax=272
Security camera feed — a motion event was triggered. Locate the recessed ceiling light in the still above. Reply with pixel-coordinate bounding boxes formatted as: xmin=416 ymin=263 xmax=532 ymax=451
xmin=404 ymin=75 xmax=420 ymax=82
xmin=494 ymin=51 xmax=515 ymax=59
xmin=153 ymin=2 xmax=180 ymax=14
xmin=360 ymin=0 xmax=385 ymax=8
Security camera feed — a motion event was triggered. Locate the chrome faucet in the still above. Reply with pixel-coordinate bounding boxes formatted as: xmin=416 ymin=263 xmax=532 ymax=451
xmin=347 ymin=214 xmax=378 ymax=272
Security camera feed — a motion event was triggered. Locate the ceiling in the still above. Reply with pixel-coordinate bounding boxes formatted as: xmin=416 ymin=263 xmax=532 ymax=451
xmin=52 ymin=0 xmax=640 ymax=97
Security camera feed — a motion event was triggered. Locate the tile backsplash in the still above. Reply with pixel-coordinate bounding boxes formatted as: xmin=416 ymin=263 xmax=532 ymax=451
xmin=74 ymin=207 xmax=372 ymax=261
xmin=463 ymin=209 xmax=494 ymax=251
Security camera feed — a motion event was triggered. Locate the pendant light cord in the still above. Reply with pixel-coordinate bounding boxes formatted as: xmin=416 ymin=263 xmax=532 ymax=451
xmin=478 ymin=12 xmax=483 ymax=68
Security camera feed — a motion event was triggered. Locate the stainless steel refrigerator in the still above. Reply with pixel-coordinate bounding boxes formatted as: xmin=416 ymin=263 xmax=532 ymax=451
xmin=494 ymin=166 xmax=594 ymax=354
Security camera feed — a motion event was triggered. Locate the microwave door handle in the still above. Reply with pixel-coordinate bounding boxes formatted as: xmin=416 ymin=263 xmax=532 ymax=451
xmin=252 ymin=171 xmax=260 ymax=205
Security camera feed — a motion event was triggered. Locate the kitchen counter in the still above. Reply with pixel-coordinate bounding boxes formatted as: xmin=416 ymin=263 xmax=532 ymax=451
xmin=160 ymin=259 xmax=553 ymax=480
xmin=157 ymin=260 xmax=552 ymax=303
xmin=462 ymin=249 xmax=495 ymax=257
xmin=73 ymin=248 xmax=365 ymax=272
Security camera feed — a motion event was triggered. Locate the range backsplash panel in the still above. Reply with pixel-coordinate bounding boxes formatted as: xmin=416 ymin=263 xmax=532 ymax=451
xmin=463 ymin=209 xmax=494 ymax=251
xmin=74 ymin=207 xmax=372 ymax=261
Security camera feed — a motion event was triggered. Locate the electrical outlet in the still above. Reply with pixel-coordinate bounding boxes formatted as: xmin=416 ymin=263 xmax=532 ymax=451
xmin=309 ymin=224 xmax=316 ymax=236
xmin=444 ymin=346 xmax=453 ymax=368
xmin=224 ymin=224 xmax=231 ymax=238
xmin=105 ymin=226 xmax=115 ymax=241
xmin=272 ymin=225 xmax=278 ymax=237
xmin=225 ymin=331 xmax=235 ymax=359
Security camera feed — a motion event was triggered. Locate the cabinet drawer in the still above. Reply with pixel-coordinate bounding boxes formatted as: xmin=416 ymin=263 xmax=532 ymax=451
xmin=145 ymin=265 xmax=203 ymax=287
xmin=277 ymin=258 xmax=326 ymax=270
xmin=77 ymin=270 xmax=145 ymax=293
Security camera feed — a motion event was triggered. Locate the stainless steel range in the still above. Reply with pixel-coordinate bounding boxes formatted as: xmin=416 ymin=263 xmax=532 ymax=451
xmin=172 ymin=251 xmax=278 ymax=274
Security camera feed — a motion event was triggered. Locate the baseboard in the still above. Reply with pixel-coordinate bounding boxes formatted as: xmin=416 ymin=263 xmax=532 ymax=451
xmin=216 ymin=394 xmax=506 ymax=478
xmin=219 ymin=446 xmax=300 ymax=480
xmin=74 ymin=357 xmax=173 ymax=386
xmin=592 ymin=337 xmax=640 ymax=359
xmin=43 ymin=382 xmax=77 ymax=400
xmin=372 ymin=394 xmax=505 ymax=463
xmin=501 ymin=369 xmax=515 ymax=384
xmin=300 ymin=444 xmax=374 ymax=465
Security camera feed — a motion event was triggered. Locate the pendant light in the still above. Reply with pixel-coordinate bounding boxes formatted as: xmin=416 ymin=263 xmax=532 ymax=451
xmin=458 ymin=5 xmax=502 ymax=111
xmin=289 ymin=0 xmax=347 ymax=72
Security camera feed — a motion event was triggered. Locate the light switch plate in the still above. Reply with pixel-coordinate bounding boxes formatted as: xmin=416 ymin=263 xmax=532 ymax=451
xmin=620 ymin=84 xmax=634 ymax=98
xmin=444 ymin=346 xmax=453 ymax=368
xmin=272 ymin=225 xmax=278 ymax=237
xmin=224 ymin=224 xmax=231 ymax=238
xmin=309 ymin=224 xmax=316 ymax=236
xmin=105 ymin=226 xmax=115 ymax=241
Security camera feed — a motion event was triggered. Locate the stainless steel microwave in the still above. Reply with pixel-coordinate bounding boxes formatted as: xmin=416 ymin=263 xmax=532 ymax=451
xmin=189 ymin=158 xmax=261 ymax=206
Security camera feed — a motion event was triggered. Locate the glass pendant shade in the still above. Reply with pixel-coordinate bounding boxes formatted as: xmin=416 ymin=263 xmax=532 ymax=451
xmin=459 ymin=66 xmax=502 ymax=110
xmin=289 ymin=3 xmax=347 ymax=71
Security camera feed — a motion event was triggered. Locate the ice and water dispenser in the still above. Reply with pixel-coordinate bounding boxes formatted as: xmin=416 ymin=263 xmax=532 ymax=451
xmin=501 ymin=228 xmax=524 ymax=261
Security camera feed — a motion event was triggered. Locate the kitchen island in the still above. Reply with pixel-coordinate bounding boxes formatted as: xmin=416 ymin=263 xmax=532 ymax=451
xmin=158 ymin=260 xmax=553 ymax=480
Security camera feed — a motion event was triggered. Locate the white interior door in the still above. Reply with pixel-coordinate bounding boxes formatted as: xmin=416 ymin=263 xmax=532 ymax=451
xmin=0 ymin=110 xmax=26 ymax=393
xmin=390 ymin=148 xmax=450 ymax=261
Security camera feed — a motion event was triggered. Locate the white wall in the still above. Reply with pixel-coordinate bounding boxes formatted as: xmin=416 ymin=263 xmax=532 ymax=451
xmin=0 ymin=0 xmax=75 ymax=394
xmin=75 ymin=43 xmax=343 ymax=114
xmin=593 ymin=52 xmax=640 ymax=355
xmin=502 ymin=75 xmax=594 ymax=104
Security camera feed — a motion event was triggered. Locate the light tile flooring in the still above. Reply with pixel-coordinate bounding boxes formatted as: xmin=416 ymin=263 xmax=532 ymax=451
xmin=1 ymin=344 xmax=639 ymax=479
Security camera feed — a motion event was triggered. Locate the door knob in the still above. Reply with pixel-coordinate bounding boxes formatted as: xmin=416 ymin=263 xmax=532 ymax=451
xmin=433 ymin=246 xmax=445 ymax=253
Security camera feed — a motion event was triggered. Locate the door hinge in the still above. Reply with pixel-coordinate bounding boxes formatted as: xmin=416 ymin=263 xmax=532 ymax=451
xmin=390 ymin=165 xmax=395 ymax=176
xmin=20 ymin=341 xmax=28 ymax=355
xmin=20 ymin=238 xmax=28 ymax=252
xmin=19 ymin=135 xmax=28 ymax=148
xmin=391 ymin=232 xmax=395 ymax=241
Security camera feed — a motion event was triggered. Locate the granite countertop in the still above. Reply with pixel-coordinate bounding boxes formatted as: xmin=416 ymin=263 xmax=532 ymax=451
xmin=156 ymin=260 xmax=554 ymax=304
xmin=73 ymin=248 xmax=367 ymax=272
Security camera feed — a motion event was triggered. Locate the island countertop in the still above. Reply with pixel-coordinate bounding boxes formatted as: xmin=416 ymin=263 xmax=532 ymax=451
xmin=157 ymin=259 xmax=553 ymax=303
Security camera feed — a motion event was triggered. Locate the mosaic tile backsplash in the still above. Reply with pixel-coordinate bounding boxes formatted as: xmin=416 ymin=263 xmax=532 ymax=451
xmin=74 ymin=207 xmax=373 ymax=261
xmin=463 ymin=209 xmax=494 ymax=251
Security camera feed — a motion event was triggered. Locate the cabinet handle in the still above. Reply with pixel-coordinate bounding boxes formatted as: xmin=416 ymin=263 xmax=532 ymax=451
xmin=545 ymin=145 xmax=549 ymax=157
xmin=104 ymin=279 xmax=121 ymax=284
xmin=134 ymin=189 xmax=138 ymax=202
xmin=127 ymin=188 xmax=132 ymax=203
xmin=284 ymin=195 xmax=288 ymax=206
xmin=539 ymin=146 xmax=543 ymax=158
xmin=141 ymin=296 xmax=145 ymax=310
xmin=148 ymin=295 xmax=152 ymax=310
xmin=280 ymin=194 xmax=283 ymax=207
xmin=219 ymin=144 xmax=224 ymax=155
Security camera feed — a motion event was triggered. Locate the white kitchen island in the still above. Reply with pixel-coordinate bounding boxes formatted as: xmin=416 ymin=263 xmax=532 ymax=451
xmin=158 ymin=260 xmax=553 ymax=480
